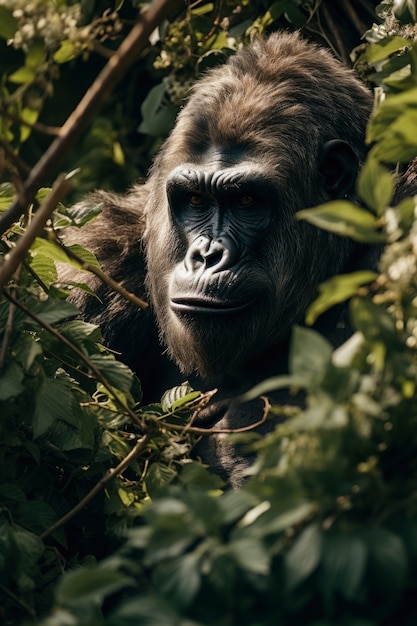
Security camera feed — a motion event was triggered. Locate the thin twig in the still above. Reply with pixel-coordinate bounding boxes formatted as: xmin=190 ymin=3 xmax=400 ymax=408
xmin=0 ymin=264 xmax=22 ymax=370
xmin=0 ymin=583 xmax=37 ymax=620
xmin=40 ymin=433 xmax=152 ymax=540
xmin=161 ymin=395 xmax=272 ymax=435
xmin=0 ymin=0 xmax=184 ymax=237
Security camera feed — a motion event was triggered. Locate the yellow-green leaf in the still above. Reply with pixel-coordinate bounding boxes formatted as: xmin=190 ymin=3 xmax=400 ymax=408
xmin=305 ymin=271 xmax=378 ymax=326
xmin=296 ymin=201 xmax=383 ymax=243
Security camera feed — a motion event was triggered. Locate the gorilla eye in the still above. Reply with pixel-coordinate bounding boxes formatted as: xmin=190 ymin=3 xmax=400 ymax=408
xmin=189 ymin=194 xmax=205 ymax=207
xmin=239 ymin=195 xmax=255 ymax=207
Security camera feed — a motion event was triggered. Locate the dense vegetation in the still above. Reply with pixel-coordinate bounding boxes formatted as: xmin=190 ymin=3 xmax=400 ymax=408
xmin=1 ymin=0 xmax=417 ymax=624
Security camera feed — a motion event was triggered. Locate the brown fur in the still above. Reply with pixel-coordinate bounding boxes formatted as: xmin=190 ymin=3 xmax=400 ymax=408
xmin=64 ymin=32 xmax=415 ymax=486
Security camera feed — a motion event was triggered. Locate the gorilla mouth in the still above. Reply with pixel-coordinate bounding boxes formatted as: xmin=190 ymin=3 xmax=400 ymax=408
xmin=170 ymin=296 xmax=252 ymax=315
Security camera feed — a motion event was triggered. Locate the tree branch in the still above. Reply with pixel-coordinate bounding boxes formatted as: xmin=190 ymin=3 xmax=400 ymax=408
xmin=0 ymin=0 xmax=184 ymax=237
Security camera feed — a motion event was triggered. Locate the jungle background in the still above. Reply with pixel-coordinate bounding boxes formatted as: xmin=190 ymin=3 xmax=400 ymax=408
xmin=1 ymin=0 xmax=417 ymax=624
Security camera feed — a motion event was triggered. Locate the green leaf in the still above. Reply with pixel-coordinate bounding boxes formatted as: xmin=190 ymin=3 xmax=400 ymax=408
xmin=29 ymin=253 xmax=58 ymax=287
xmin=0 ymin=361 xmax=24 ymax=401
xmin=0 ymin=182 xmax=16 ymax=212
xmin=144 ymin=462 xmax=178 ymax=498
xmin=29 ymin=298 xmax=78 ymax=326
xmin=53 ymin=40 xmax=79 ymax=63
xmin=360 ymin=36 xmax=409 ymax=63
xmin=285 ymin=523 xmax=322 ymax=590
xmin=8 ymin=66 xmax=36 ymax=84
xmin=59 ymin=201 xmax=102 ymax=227
xmin=289 ymin=326 xmax=332 ymax=386
xmin=305 ymin=271 xmax=378 ymax=326
xmin=26 ymin=42 xmax=46 ymax=69
xmin=320 ymin=530 xmax=367 ymax=605
xmin=56 ymin=566 xmax=131 ymax=608
xmin=357 ymin=158 xmax=395 ymax=215
xmin=152 ymin=552 xmax=201 ymax=608
xmin=229 ymin=538 xmax=270 ymax=574
xmin=88 ymin=354 xmax=134 ymax=391
xmin=31 ymin=238 xmax=100 ymax=270
xmin=296 ymin=201 xmax=383 ymax=243
xmin=350 ymin=297 xmax=398 ymax=345
xmin=367 ymin=527 xmax=407 ymax=595
xmin=33 ymin=378 xmax=80 ymax=438
xmin=0 ymin=7 xmax=17 ymax=39
xmin=161 ymin=382 xmax=196 ymax=412
xmin=59 ymin=320 xmax=102 ymax=347
xmin=139 ymin=83 xmax=178 ymax=137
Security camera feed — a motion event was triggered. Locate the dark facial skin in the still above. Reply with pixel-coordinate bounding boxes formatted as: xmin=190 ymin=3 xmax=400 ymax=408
xmin=166 ymin=159 xmax=276 ymax=317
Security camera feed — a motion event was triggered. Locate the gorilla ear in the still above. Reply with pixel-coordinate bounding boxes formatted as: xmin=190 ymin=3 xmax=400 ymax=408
xmin=319 ymin=139 xmax=359 ymax=199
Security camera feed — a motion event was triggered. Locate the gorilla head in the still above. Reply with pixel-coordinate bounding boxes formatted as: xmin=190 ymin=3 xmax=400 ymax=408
xmin=143 ymin=31 xmax=373 ymax=382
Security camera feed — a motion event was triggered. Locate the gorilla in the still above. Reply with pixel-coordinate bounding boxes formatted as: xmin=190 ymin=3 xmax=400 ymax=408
xmin=64 ymin=31 xmax=412 ymax=486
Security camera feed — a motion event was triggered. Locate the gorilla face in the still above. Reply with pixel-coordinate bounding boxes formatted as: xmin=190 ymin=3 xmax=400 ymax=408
xmin=144 ymin=31 xmax=373 ymax=382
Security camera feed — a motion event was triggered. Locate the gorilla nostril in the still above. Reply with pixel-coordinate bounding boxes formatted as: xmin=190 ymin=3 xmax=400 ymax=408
xmin=205 ymin=250 xmax=223 ymax=268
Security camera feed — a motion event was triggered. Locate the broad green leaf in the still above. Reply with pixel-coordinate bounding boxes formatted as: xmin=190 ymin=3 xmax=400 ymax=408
xmin=17 ymin=501 xmax=58 ymax=535
xmin=29 ymin=253 xmax=58 ymax=287
xmin=56 ymin=566 xmax=131 ymax=607
xmin=88 ymin=354 xmax=134 ymax=391
xmin=289 ymin=326 xmax=332 ymax=386
xmin=29 ymin=298 xmax=78 ymax=326
xmin=179 ymin=461 xmax=225 ymax=491
xmin=59 ymin=201 xmax=102 ymax=227
xmin=370 ymin=110 xmax=417 ymax=163
xmin=237 ymin=500 xmax=316 ymax=537
xmin=13 ymin=525 xmax=44 ymax=571
xmin=0 ymin=361 xmax=24 ymax=401
xmin=367 ymin=527 xmax=407 ymax=594
xmin=242 ymin=373 xmax=306 ymax=401
xmin=107 ymin=595 xmax=181 ymax=626
xmin=59 ymin=320 xmax=102 ymax=347
xmin=320 ymin=530 xmax=367 ymax=603
xmin=218 ymin=490 xmax=259 ymax=525
xmin=139 ymin=83 xmax=178 ymax=137
xmin=357 ymin=158 xmax=395 ymax=215
xmin=305 ymin=271 xmax=378 ymax=326
xmin=33 ymin=378 xmax=80 ymax=438
xmin=0 ymin=7 xmax=17 ymax=39
xmin=296 ymin=201 xmax=383 ymax=243
xmin=285 ymin=523 xmax=322 ymax=590
xmin=13 ymin=333 xmax=43 ymax=371
xmin=144 ymin=462 xmax=178 ymax=498
xmin=360 ymin=36 xmax=409 ymax=63
xmin=229 ymin=538 xmax=270 ymax=574
xmin=152 ymin=552 xmax=201 ymax=608
xmin=0 ymin=182 xmax=15 ymax=212
xmin=161 ymin=382 xmax=195 ymax=412
xmin=350 ymin=297 xmax=397 ymax=345
xmin=31 ymin=238 xmax=100 ymax=270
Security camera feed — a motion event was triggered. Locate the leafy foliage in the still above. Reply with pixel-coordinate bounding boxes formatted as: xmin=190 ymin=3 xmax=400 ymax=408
xmin=2 ymin=1 xmax=417 ymax=625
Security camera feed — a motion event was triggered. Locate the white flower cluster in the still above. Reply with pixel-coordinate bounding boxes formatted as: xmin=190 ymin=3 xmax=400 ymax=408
xmin=1 ymin=0 xmax=122 ymax=54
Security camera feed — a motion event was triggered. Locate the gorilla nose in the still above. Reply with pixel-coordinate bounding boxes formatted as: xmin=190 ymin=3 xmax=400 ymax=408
xmin=185 ymin=236 xmax=234 ymax=273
